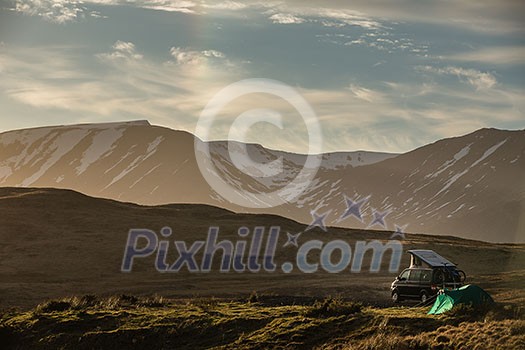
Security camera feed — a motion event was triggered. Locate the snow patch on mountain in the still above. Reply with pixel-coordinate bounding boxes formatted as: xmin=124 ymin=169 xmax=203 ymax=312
xmin=427 ymin=143 xmax=472 ymax=179
xmin=104 ymin=136 xmax=164 ymax=189
xmin=76 ymin=128 xmax=125 ymax=175
xmin=434 ymin=139 xmax=508 ymax=198
xmin=448 ymin=203 xmax=465 ymax=217
xmin=130 ymin=163 xmax=163 ymax=189
xmin=21 ymin=129 xmax=90 ymax=186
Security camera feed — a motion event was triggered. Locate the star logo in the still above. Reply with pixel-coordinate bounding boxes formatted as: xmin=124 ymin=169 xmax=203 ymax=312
xmin=306 ymin=210 xmax=330 ymax=232
xmin=339 ymin=195 xmax=369 ymax=222
xmin=283 ymin=232 xmax=300 ymax=247
xmin=368 ymin=208 xmax=391 ymax=228
xmin=390 ymin=224 xmax=407 ymax=240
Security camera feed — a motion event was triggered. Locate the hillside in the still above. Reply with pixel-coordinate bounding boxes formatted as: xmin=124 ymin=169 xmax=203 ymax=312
xmin=0 ymin=122 xmax=523 ymax=243
xmin=0 ymin=187 xmax=523 ymax=309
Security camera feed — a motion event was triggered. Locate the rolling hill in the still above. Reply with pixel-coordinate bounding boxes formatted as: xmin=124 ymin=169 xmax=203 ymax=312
xmin=0 ymin=187 xmax=523 ymax=309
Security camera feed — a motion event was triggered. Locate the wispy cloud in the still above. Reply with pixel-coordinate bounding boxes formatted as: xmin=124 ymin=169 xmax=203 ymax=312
xmin=277 ymin=0 xmax=525 ymax=34
xmin=98 ymin=41 xmax=144 ymax=61
xmin=443 ymin=46 xmax=525 ymax=66
xmin=264 ymin=5 xmax=383 ymax=30
xmin=348 ymin=84 xmax=381 ymax=103
xmin=138 ymin=0 xmax=197 ymax=14
xmin=201 ymin=1 xmax=247 ymax=10
xmin=10 ymin=0 xmax=525 ymax=37
xmin=417 ymin=65 xmax=497 ymax=90
xmin=12 ymin=0 xmax=203 ymax=22
xmin=15 ymin=0 xmax=85 ymax=23
xmin=318 ymin=32 xmax=429 ymax=56
xmin=0 ymin=42 xmax=242 ymax=130
xmin=169 ymin=47 xmax=226 ymax=65
xmin=2 ymin=43 xmax=522 ymax=153
xmin=313 ymin=8 xmax=383 ymax=30
xmin=269 ymin=13 xmax=306 ymax=24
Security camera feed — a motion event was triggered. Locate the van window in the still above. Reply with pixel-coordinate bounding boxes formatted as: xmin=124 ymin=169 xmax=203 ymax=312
xmin=420 ymin=270 xmax=431 ymax=282
xmin=399 ymin=269 xmax=410 ymax=280
xmin=409 ymin=269 xmax=421 ymax=282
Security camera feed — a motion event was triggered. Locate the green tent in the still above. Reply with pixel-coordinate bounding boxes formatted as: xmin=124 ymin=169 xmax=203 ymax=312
xmin=428 ymin=284 xmax=494 ymax=315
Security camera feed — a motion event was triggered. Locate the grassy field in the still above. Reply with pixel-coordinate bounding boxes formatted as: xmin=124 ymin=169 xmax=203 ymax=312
xmin=1 ymin=187 xmax=524 ymax=309
xmin=1 ymin=187 xmax=524 ymax=348
xmin=1 ymin=294 xmax=524 ymax=349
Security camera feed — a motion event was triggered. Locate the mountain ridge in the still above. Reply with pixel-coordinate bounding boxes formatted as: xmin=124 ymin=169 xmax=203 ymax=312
xmin=0 ymin=122 xmax=523 ymax=243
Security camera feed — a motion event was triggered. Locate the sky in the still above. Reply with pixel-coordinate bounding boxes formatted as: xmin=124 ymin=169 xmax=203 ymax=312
xmin=0 ymin=0 xmax=524 ymax=153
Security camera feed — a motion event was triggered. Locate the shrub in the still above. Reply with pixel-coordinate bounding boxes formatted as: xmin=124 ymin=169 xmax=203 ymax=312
xmin=35 ymin=300 xmax=72 ymax=313
xmin=189 ymin=297 xmax=219 ymax=311
xmin=140 ymin=295 xmax=165 ymax=307
xmin=98 ymin=294 xmax=140 ymax=309
xmin=33 ymin=294 xmax=168 ymax=313
xmin=68 ymin=295 xmax=98 ymax=309
xmin=248 ymin=291 xmax=259 ymax=303
xmin=304 ymin=297 xmax=362 ymax=318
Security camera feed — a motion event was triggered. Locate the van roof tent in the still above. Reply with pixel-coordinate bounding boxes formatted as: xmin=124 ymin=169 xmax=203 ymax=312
xmin=407 ymin=250 xmax=456 ymax=268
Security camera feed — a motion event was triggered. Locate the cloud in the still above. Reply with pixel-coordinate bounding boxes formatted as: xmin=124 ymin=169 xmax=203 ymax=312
xmin=267 ymin=0 xmax=525 ymax=34
xmin=12 ymin=0 xmax=201 ymax=22
xmin=269 ymin=13 xmax=306 ymax=24
xmin=169 ymin=47 xmax=226 ymax=65
xmin=318 ymin=31 xmax=428 ymax=56
xmin=202 ymin=50 xmax=225 ymax=58
xmin=417 ymin=65 xmax=497 ymax=90
xmin=444 ymin=46 xmax=525 ymax=66
xmin=201 ymin=1 xmax=247 ymax=10
xmin=138 ymin=0 xmax=197 ymax=13
xmin=0 ymin=43 xmax=241 ymax=133
xmin=348 ymin=84 xmax=381 ymax=103
xmin=265 ymin=5 xmax=383 ymax=30
xmin=98 ymin=41 xmax=144 ymax=61
xmin=134 ymin=0 xmax=249 ymax=13
xmin=313 ymin=8 xmax=383 ymax=29
xmin=15 ymin=0 xmax=84 ymax=23
xmin=10 ymin=0 xmax=525 ymax=36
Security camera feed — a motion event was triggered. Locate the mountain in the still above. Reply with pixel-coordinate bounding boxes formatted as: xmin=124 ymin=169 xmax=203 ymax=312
xmin=292 ymin=127 xmax=525 ymax=243
xmin=0 ymin=121 xmax=523 ymax=243
xmin=288 ymin=127 xmax=525 ymax=243
xmin=0 ymin=120 xmax=395 ymax=202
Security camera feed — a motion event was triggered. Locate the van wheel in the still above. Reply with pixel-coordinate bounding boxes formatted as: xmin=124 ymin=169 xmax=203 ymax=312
xmin=392 ymin=290 xmax=401 ymax=303
xmin=420 ymin=291 xmax=428 ymax=303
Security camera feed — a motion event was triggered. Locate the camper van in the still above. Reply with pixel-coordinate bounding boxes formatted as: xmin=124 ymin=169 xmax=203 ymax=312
xmin=391 ymin=250 xmax=466 ymax=303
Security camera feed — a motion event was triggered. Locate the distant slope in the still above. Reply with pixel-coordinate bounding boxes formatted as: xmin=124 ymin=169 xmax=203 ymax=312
xmin=0 ymin=122 xmax=524 ymax=242
xmin=0 ymin=187 xmax=524 ymax=308
xmin=296 ymin=128 xmax=525 ymax=243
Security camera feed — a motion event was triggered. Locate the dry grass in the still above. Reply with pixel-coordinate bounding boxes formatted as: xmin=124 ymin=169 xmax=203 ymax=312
xmin=405 ymin=320 xmax=525 ymax=350
xmin=1 ymin=294 xmax=524 ymax=349
xmin=33 ymin=294 xmax=167 ymax=313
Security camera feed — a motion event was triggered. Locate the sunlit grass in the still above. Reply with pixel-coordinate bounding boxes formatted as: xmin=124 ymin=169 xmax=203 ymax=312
xmin=1 ymin=294 xmax=523 ymax=349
